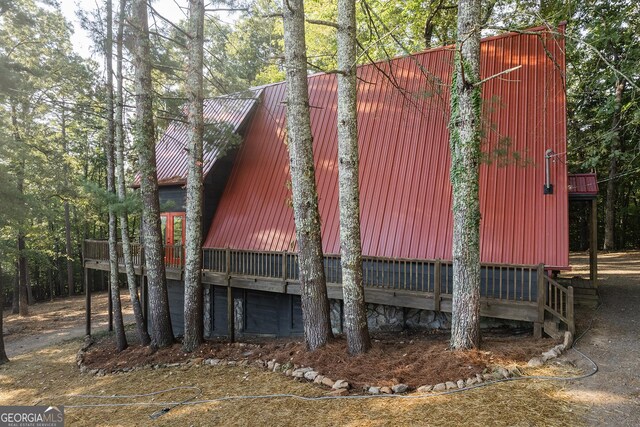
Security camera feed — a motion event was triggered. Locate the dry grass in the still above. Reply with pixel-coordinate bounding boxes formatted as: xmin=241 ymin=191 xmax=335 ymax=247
xmin=0 ymin=338 xmax=588 ymax=426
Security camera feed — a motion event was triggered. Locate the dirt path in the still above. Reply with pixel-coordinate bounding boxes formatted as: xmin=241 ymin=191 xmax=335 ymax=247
xmin=561 ymin=252 xmax=640 ymax=426
xmin=3 ymin=292 xmax=133 ymax=358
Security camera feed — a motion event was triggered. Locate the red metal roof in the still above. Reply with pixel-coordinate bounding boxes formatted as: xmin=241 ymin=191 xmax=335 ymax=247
xmin=204 ymin=27 xmax=569 ymax=269
xmin=568 ymin=173 xmax=598 ymax=197
xmin=134 ymin=91 xmax=261 ymax=187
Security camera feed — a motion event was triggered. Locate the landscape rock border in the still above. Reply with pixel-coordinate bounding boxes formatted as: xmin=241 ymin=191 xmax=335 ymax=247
xmin=75 ymin=336 xmax=570 ymax=396
xmin=526 ymin=331 xmax=573 ymax=368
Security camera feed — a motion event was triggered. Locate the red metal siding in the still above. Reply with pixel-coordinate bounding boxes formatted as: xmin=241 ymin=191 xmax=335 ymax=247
xmin=135 ymin=92 xmax=261 ymax=187
xmin=204 ymin=27 xmax=569 ymax=268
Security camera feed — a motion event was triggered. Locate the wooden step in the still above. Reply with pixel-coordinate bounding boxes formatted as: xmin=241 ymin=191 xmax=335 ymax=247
xmin=573 ymin=288 xmax=598 ymax=296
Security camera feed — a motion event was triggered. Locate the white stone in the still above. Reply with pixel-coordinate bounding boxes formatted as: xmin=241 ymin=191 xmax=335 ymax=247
xmin=527 ymin=357 xmax=544 ymax=367
xmin=563 ymin=331 xmax=573 ymax=348
xmin=333 ymin=379 xmax=350 ymax=390
xmin=205 ymin=358 xmax=221 ymax=366
xmin=380 ymin=386 xmax=392 ymax=394
xmin=293 ymin=367 xmax=313 ymax=378
xmin=368 ymin=386 xmax=381 ymax=395
xmin=304 ymin=371 xmax=319 ymax=381
xmin=321 ymin=377 xmax=335 ymax=388
xmin=417 ymin=385 xmax=433 ymax=393
xmin=273 ymin=362 xmax=281 ymax=372
xmin=456 ymin=379 xmax=466 ymax=389
xmin=542 ymin=349 xmax=559 ymax=362
xmin=445 ymin=381 xmax=457 ymax=390
xmin=313 ymin=375 xmax=325 ymax=384
xmin=392 ymin=384 xmax=408 ymax=394
xmin=433 ymin=383 xmax=446 ymax=392
xmin=496 ymin=367 xmax=510 ymax=379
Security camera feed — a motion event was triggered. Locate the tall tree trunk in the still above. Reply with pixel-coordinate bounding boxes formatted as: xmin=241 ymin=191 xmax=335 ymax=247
xmin=106 ymin=0 xmax=127 ymax=352
xmin=449 ymin=0 xmax=482 ymax=350
xmin=282 ymin=0 xmax=332 ymax=351
xmin=336 ymin=0 xmax=371 ymax=355
xmin=26 ymin=266 xmax=33 ymax=305
xmin=182 ymin=0 xmax=205 ymax=353
xmin=62 ymin=103 xmax=75 ymax=296
xmin=0 ymin=260 xmax=9 ymax=365
xmin=603 ymin=79 xmax=625 ymax=251
xmin=10 ymin=102 xmax=26 ymax=316
xmin=17 ymin=232 xmax=28 ymax=316
xmin=130 ymin=0 xmax=174 ymax=348
xmin=115 ymin=0 xmax=150 ymax=346
xmin=12 ymin=265 xmax=19 ymax=314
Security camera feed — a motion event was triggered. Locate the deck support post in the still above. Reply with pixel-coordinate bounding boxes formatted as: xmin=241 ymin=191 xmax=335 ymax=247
xmin=85 ymin=265 xmax=91 ymax=337
xmin=535 ymin=263 xmax=545 ymax=339
xmin=434 ymin=260 xmax=441 ymax=312
xmin=567 ymin=286 xmax=575 ymax=336
xmin=226 ymin=248 xmax=235 ymax=342
xmin=589 ymin=198 xmax=598 ymax=289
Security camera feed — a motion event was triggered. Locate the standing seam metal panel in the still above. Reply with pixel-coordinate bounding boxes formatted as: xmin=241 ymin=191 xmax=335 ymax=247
xmin=204 ymin=27 xmax=569 ymax=269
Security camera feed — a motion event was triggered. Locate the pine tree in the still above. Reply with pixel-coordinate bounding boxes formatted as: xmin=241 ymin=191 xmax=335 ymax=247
xmin=336 ymin=0 xmax=370 ymax=355
xmin=115 ymin=0 xmax=150 ymax=347
xmin=130 ymin=0 xmax=174 ymax=348
xmin=105 ymin=0 xmax=127 ymax=352
xmin=281 ymin=0 xmax=333 ymax=351
xmin=182 ymin=0 xmax=205 ymax=353
xmin=449 ymin=0 xmax=482 ymax=350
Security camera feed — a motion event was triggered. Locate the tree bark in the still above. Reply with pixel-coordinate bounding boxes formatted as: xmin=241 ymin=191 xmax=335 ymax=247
xmin=336 ymin=0 xmax=371 ymax=355
xmin=115 ymin=0 xmax=150 ymax=347
xmin=0 ymin=261 xmax=9 ymax=364
xmin=282 ymin=0 xmax=332 ymax=351
xmin=12 ymin=264 xmax=19 ymax=314
xmin=17 ymin=232 xmax=28 ymax=316
xmin=106 ymin=0 xmax=127 ymax=352
xmin=182 ymin=0 xmax=205 ymax=353
xmin=603 ymin=79 xmax=625 ymax=251
xmin=449 ymin=0 xmax=482 ymax=350
xmin=130 ymin=0 xmax=174 ymax=348
xmin=10 ymin=102 xmax=27 ymax=316
xmin=62 ymin=103 xmax=75 ymax=296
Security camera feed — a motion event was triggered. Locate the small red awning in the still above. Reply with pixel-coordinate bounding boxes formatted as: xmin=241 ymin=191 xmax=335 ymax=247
xmin=568 ymin=173 xmax=598 ymax=200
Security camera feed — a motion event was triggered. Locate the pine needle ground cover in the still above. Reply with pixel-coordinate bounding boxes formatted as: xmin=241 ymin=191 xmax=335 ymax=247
xmin=1 ymin=336 xmax=587 ymax=426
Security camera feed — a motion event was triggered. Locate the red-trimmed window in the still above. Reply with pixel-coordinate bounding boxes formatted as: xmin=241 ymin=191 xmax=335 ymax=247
xmin=161 ymin=212 xmax=185 ymax=266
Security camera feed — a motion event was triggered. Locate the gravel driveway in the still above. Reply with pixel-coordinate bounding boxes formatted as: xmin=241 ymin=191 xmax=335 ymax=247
xmin=562 ymin=252 xmax=640 ymax=426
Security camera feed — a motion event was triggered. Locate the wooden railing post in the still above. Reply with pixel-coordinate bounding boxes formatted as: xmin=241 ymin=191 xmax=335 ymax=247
xmin=434 ymin=260 xmax=441 ymax=312
xmin=535 ymin=263 xmax=545 ymax=338
xmin=226 ymin=248 xmax=234 ymax=342
xmin=282 ymin=251 xmax=288 ymax=282
xmin=85 ymin=264 xmax=91 ymax=337
xmin=567 ymin=285 xmax=575 ymax=336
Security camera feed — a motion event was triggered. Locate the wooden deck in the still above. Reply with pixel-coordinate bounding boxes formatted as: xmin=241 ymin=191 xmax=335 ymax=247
xmin=82 ymin=240 xmax=574 ymax=338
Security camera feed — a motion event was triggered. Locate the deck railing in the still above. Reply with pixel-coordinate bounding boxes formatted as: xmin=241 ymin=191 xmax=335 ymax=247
xmin=84 ymin=240 xmax=539 ymax=304
xmin=543 ymin=274 xmax=575 ymax=335
xmin=85 ymin=239 xmax=184 ymax=269
xmin=200 ymin=248 xmax=538 ymax=304
xmin=83 ymin=239 xmax=574 ymax=336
